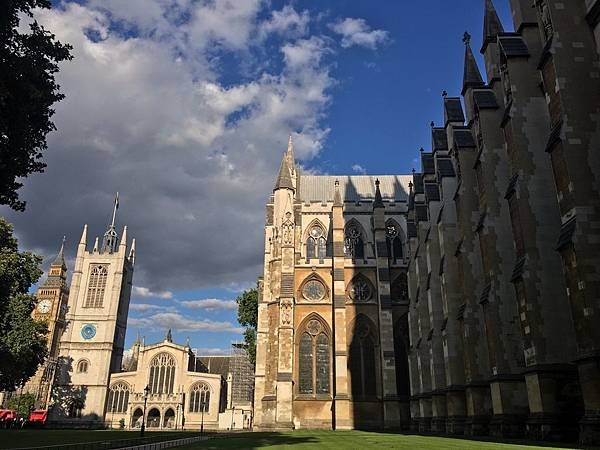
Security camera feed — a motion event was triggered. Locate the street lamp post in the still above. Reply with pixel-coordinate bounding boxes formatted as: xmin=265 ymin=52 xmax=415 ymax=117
xmin=141 ymin=385 xmax=150 ymax=438
xmin=200 ymin=400 xmax=205 ymax=437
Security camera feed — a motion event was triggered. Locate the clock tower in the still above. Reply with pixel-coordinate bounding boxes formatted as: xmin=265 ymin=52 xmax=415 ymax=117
xmin=51 ymin=194 xmax=135 ymax=424
xmin=23 ymin=238 xmax=70 ymax=408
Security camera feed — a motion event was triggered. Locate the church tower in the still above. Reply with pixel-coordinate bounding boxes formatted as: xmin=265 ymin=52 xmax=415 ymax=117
xmin=24 ymin=238 xmax=70 ymax=408
xmin=52 ymin=194 xmax=135 ymax=424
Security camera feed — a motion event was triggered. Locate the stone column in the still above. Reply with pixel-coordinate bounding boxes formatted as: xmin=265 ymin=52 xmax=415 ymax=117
xmin=373 ymin=181 xmax=401 ymax=429
xmin=332 ymin=181 xmax=351 ymax=429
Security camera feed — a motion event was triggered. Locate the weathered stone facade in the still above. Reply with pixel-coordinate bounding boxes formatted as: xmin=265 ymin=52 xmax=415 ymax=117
xmin=254 ymin=138 xmax=412 ymax=430
xmin=256 ymin=6 xmax=600 ymax=436
xmin=406 ymin=0 xmax=600 ymax=444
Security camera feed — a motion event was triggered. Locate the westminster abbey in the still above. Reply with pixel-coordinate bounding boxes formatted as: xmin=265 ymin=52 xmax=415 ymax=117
xmin=254 ymin=0 xmax=600 ymax=444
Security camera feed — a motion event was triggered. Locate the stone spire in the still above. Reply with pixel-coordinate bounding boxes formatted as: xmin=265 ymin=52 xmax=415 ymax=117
xmin=481 ymin=0 xmax=504 ymax=53
xmin=286 ymin=135 xmax=295 ymax=165
xmin=102 ymin=192 xmax=120 ymax=253
xmin=52 ymin=236 xmax=67 ymax=269
xmin=274 ymin=152 xmax=294 ymax=191
xmin=462 ymin=32 xmax=485 ymax=95
xmin=128 ymin=238 xmax=136 ymax=265
xmin=373 ymin=178 xmax=384 ymax=209
xmin=333 ymin=179 xmax=343 ymax=207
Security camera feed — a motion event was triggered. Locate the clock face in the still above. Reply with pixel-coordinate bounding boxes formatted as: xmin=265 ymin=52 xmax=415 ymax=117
xmin=81 ymin=324 xmax=97 ymax=340
xmin=37 ymin=299 xmax=52 ymax=314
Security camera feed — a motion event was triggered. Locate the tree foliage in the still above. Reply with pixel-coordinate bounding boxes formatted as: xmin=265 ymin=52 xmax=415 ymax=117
xmin=0 ymin=218 xmax=48 ymax=391
xmin=1 ymin=0 xmax=72 ymax=210
xmin=236 ymin=285 xmax=258 ymax=366
xmin=7 ymin=392 xmax=36 ymax=416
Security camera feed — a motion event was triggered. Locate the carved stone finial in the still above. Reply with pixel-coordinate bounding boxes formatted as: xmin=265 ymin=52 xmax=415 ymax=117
xmin=420 ymin=147 xmax=424 ymax=153
xmin=442 ymin=90 xmax=448 ymax=98
xmin=463 ymin=31 xmax=471 ymax=45
xmin=430 ymin=121 xmax=435 ymax=128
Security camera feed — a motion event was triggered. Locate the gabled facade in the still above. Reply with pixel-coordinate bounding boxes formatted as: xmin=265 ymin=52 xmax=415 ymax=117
xmin=254 ymin=138 xmax=412 ymax=430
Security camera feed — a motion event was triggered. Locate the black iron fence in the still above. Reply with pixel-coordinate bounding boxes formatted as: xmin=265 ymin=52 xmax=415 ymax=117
xmin=11 ymin=432 xmax=208 ymax=450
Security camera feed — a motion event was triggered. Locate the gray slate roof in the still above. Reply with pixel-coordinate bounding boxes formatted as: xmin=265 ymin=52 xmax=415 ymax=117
xmin=498 ymin=34 xmax=529 ymax=57
xmin=444 ymin=98 xmax=465 ymax=125
xmin=299 ymin=175 xmax=412 ymax=203
xmin=473 ymin=90 xmax=499 ymax=110
xmin=432 ymin=128 xmax=448 ymax=151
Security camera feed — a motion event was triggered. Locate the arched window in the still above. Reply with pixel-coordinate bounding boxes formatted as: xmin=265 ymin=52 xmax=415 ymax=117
xmin=300 ymin=276 xmax=327 ymax=302
xmin=349 ymin=318 xmax=377 ymax=398
xmin=107 ymin=382 xmax=130 ymax=413
xmin=298 ymin=318 xmax=330 ymax=395
xmin=306 ymin=224 xmax=328 ymax=260
xmin=394 ymin=317 xmax=410 ymax=398
xmin=385 ymin=221 xmax=403 ymax=262
xmin=189 ymin=383 xmax=210 ymax=413
xmin=76 ymin=359 xmax=89 ymax=373
xmin=84 ymin=264 xmax=108 ymax=308
xmin=391 ymin=273 xmax=408 ymax=303
xmin=347 ymin=274 xmax=374 ymax=303
xmin=148 ymin=353 xmax=176 ymax=394
xmin=344 ymin=222 xmax=365 ymax=259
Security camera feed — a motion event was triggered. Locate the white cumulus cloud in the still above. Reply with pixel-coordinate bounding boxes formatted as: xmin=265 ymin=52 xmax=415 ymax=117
xmin=179 ymin=299 xmax=238 ymax=311
xmin=129 ymin=313 xmax=244 ymax=334
xmin=352 ymin=164 xmax=367 ymax=174
xmin=132 ymin=286 xmax=174 ymax=299
xmin=330 ymin=17 xmax=389 ymax=49
xmin=4 ymin=1 xmax=336 ymax=291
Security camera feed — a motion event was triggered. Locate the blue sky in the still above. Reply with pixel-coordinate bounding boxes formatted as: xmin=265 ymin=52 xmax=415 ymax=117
xmin=10 ymin=0 xmax=513 ymax=354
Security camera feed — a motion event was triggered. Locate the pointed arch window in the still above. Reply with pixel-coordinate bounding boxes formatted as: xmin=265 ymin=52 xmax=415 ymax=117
xmin=344 ymin=223 xmax=364 ymax=259
xmin=349 ymin=320 xmax=377 ymax=398
xmin=148 ymin=353 xmax=176 ymax=394
xmin=347 ymin=274 xmax=373 ymax=302
xmin=391 ymin=273 xmax=408 ymax=303
xmin=107 ymin=382 xmax=130 ymax=413
xmin=298 ymin=318 xmax=330 ymax=395
xmin=189 ymin=383 xmax=210 ymax=413
xmin=385 ymin=221 xmax=404 ymax=263
xmin=84 ymin=264 xmax=108 ymax=308
xmin=306 ymin=224 xmax=328 ymax=260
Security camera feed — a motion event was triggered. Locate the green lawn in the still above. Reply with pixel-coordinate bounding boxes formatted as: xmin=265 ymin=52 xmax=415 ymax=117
xmin=188 ymin=431 xmax=579 ymax=450
xmin=0 ymin=429 xmax=199 ymax=449
xmin=0 ymin=430 xmax=583 ymax=450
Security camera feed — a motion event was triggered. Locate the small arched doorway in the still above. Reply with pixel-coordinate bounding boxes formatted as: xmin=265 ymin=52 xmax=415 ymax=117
xmin=131 ymin=408 xmax=143 ymax=428
xmin=163 ymin=408 xmax=175 ymax=428
xmin=147 ymin=408 xmax=161 ymax=428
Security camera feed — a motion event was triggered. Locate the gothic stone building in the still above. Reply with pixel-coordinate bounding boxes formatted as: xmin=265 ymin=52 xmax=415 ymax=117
xmin=254 ymin=138 xmax=413 ymax=430
xmin=21 ymin=203 xmax=248 ymax=430
xmin=256 ymin=0 xmax=600 ymax=443
xmin=405 ymin=0 xmax=600 ymax=445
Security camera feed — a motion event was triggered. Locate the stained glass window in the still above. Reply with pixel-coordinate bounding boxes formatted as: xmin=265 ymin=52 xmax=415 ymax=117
xmin=298 ymin=322 xmax=330 ymax=396
xmin=385 ymin=221 xmax=403 ymax=262
xmin=107 ymin=382 xmax=130 ymax=413
xmin=349 ymin=320 xmax=377 ymax=398
xmin=348 ymin=276 xmax=372 ymax=302
xmin=299 ymin=332 xmax=313 ymax=394
xmin=316 ymin=334 xmax=330 ymax=394
xmin=189 ymin=383 xmax=210 ymax=413
xmin=302 ymin=279 xmax=326 ymax=302
xmin=306 ymin=225 xmax=327 ymax=259
xmin=344 ymin=224 xmax=364 ymax=259
xmin=149 ymin=352 xmax=176 ymax=394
